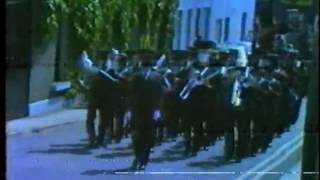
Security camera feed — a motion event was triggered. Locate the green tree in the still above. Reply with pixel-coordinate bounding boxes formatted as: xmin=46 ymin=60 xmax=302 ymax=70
xmin=41 ymin=0 xmax=178 ymax=58
xmin=37 ymin=0 xmax=178 ymax=98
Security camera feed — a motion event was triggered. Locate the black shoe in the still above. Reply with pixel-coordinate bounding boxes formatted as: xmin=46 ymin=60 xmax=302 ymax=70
xmin=224 ymin=155 xmax=232 ymax=162
xmin=95 ymin=141 xmax=105 ymax=148
xmin=202 ymin=146 xmax=209 ymax=151
xmin=141 ymin=166 xmax=146 ymax=171
xmin=88 ymin=140 xmax=98 ymax=148
xmin=235 ymin=158 xmax=242 ymax=163
xmin=137 ymin=161 xmax=145 ymax=171
xmin=138 ymin=165 xmax=145 ymax=171
xmin=260 ymin=148 xmax=267 ymax=153
xmin=131 ymin=159 xmax=138 ymax=170
xmin=88 ymin=143 xmax=96 ymax=149
xmin=184 ymin=149 xmax=190 ymax=156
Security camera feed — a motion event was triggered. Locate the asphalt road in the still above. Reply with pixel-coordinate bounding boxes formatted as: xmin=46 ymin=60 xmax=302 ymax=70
xmin=7 ymin=99 xmax=306 ymax=180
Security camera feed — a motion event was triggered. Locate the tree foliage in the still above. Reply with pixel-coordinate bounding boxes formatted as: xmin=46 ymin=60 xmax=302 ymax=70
xmin=35 ymin=0 xmax=178 ymax=99
xmin=41 ymin=0 xmax=178 ymax=58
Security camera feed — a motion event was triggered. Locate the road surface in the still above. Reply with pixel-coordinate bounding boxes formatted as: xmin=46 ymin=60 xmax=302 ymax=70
xmin=7 ymin=99 xmax=306 ymax=180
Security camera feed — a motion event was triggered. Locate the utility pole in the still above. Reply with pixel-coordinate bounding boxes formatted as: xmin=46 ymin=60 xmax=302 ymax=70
xmin=301 ymin=0 xmax=319 ymax=177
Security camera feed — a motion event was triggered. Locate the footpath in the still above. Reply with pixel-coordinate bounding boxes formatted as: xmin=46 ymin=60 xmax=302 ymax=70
xmin=6 ymin=109 xmax=87 ymax=136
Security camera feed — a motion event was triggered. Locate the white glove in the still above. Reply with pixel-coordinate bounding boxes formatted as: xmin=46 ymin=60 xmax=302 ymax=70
xmin=79 ymin=51 xmax=99 ymax=75
xmin=79 ymin=51 xmax=93 ymax=68
xmin=153 ymin=110 xmax=161 ymax=122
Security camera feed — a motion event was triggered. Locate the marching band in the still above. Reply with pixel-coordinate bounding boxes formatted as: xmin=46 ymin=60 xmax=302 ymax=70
xmin=78 ymin=40 xmax=309 ymax=170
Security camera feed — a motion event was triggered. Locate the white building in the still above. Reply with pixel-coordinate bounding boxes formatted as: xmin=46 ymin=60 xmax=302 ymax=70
xmin=173 ymin=0 xmax=256 ymax=50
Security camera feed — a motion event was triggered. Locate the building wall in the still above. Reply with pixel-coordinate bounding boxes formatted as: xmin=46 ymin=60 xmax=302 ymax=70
xmin=29 ymin=38 xmax=57 ymax=103
xmin=173 ymin=0 xmax=256 ymax=50
xmin=28 ymin=0 xmax=60 ymax=104
xmin=6 ymin=0 xmax=31 ymax=120
xmin=6 ymin=69 xmax=30 ymax=120
xmin=6 ymin=0 xmax=59 ymax=119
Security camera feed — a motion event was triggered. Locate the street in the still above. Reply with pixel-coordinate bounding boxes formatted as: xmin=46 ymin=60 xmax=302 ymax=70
xmin=6 ymin=0 xmax=318 ymax=179
xmin=7 ymin=99 xmax=306 ymax=180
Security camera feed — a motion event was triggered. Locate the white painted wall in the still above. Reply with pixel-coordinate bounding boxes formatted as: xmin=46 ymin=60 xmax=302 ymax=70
xmin=173 ymin=0 xmax=256 ymax=50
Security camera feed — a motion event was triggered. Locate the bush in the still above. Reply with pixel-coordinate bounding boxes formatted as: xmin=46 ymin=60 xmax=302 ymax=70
xmin=63 ymin=70 xmax=82 ymax=99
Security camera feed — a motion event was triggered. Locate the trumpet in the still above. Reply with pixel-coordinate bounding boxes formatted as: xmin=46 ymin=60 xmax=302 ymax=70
xmin=178 ymin=66 xmax=238 ymax=100
xmin=98 ymin=70 xmax=120 ymax=83
xmin=179 ymin=67 xmax=218 ymax=100
xmin=143 ymin=54 xmax=167 ymax=80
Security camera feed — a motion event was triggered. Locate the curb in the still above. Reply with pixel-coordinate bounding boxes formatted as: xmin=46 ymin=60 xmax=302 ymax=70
xmin=8 ymin=121 xmax=81 ymax=136
xmin=236 ymin=98 xmax=307 ymax=180
xmin=6 ymin=109 xmax=87 ymax=136
xmin=257 ymin=139 xmax=302 ymax=180
xmin=236 ymin=133 xmax=303 ymax=180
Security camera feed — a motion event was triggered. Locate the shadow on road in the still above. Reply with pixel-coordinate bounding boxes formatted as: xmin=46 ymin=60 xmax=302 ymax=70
xmin=80 ymin=138 xmax=90 ymax=142
xmin=50 ymin=143 xmax=88 ymax=148
xmin=81 ymin=167 xmax=134 ymax=175
xmin=150 ymin=155 xmax=189 ymax=163
xmin=28 ymin=143 xmax=92 ymax=155
xmin=161 ymin=141 xmax=185 ymax=156
xmin=149 ymin=140 xmax=189 ymax=163
xmin=109 ymin=144 xmax=133 ymax=151
xmin=95 ymin=151 xmax=134 ymax=159
xmin=187 ymin=156 xmax=234 ymax=168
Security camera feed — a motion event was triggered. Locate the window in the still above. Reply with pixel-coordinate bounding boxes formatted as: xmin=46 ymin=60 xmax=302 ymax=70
xmin=204 ymin=7 xmax=211 ymax=39
xmin=224 ymin=17 xmax=230 ymax=42
xmin=215 ymin=19 xmax=223 ymax=43
xmin=186 ymin=9 xmax=193 ymax=47
xmin=175 ymin=10 xmax=183 ymax=49
xmin=197 ymin=7 xmax=211 ymax=40
xmin=195 ymin=8 xmax=201 ymax=36
xmin=241 ymin=12 xmax=247 ymax=41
